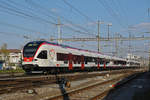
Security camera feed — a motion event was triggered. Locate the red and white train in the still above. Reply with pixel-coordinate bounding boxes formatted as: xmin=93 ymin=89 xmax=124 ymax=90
xmin=22 ymin=41 xmax=140 ymax=74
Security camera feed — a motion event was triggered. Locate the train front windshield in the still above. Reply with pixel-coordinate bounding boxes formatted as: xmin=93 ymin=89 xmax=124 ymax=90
xmin=23 ymin=42 xmax=42 ymax=57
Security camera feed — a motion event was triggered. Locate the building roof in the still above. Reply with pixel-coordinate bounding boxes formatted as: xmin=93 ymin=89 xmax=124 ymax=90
xmin=0 ymin=49 xmax=21 ymax=53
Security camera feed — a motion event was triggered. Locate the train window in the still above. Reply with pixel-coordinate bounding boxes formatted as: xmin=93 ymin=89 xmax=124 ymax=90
xmin=37 ymin=50 xmax=47 ymax=59
xmin=76 ymin=55 xmax=81 ymax=64
xmin=84 ymin=56 xmax=93 ymax=62
xmin=85 ymin=61 xmax=87 ymax=64
xmin=100 ymin=60 xmax=104 ymax=64
xmin=95 ymin=58 xmax=98 ymax=64
xmin=78 ymin=61 xmax=80 ymax=64
xmin=89 ymin=57 xmax=93 ymax=62
xmin=23 ymin=46 xmax=38 ymax=57
xmin=64 ymin=61 xmax=68 ymax=64
xmin=105 ymin=61 xmax=109 ymax=64
xmin=73 ymin=55 xmax=77 ymax=64
xmin=57 ymin=53 xmax=68 ymax=61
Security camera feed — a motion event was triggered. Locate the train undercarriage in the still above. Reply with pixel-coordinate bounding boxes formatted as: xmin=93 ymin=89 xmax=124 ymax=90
xmin=22 ymin=64 xmax=138 ymax=74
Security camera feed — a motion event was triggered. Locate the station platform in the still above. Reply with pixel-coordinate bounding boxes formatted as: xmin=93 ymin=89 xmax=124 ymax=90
xmin=103 ymin=71 xmax=150 ymax=100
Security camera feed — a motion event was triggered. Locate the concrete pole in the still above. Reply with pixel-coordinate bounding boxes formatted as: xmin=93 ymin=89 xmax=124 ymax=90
xmin=107 ymin=24 xmax=112 ymax=40
xmin=57 ymin=17 xmax=62 ymax=44
xmin=97 ymin=20 xmax=100 ymax=52
xmin=149 ymin=50 xmax=150 ymax=71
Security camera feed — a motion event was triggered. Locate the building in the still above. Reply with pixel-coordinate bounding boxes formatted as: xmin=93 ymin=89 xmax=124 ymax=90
xmin=127 ymin=54 xmax=141 ymax=61
xmin=126 ymin=53 xmax=149 ymax=67
xmin=0 ymin=49 xmax=21 ymax=69
xmin=0 ymin=60 xmax=4 ymax=70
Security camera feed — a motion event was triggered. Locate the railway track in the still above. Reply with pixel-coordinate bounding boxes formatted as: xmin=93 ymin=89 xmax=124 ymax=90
xmin=89 ymin=73 xmax=143 ymax=100
xmin=0 ymin=68 xmax=145 ymax=81
xmin=44 ymin=72 xmax=143 ymax=100
xmin=0 ymin=69 xmax=145 ymax=96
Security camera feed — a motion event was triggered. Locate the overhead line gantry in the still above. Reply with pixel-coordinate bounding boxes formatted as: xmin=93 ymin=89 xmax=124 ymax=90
xmin=50 ymin=36 xmax=150 ymax=42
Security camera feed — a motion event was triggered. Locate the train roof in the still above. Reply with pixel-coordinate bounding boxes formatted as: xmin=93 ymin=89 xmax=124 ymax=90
xmin=127 ymin=59 xmax=140 ymax=63
xmin=27 ymin=40 xmax=105 ymax=54
xmin=111 ymin=56 xmax=127 ymax=61
xmin=27 ymin=41 xmax=80 ymax=50
xmin=26 ymin=41 xmax=128 ymax=61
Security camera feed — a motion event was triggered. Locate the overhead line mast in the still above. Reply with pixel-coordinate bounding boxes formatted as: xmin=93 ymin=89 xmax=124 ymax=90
xmin=56 ymin=17 xmax=63 ymax=44
xmin=148 ymin=8 xmax=150 ymax=17
xmin=50 ymin=36 xmax=150 ymax=42
xmin=148 ymin=8 xmax=150 ymax=21
xmin=97 ymin=20 xmax=100 ymax=52
xmin=97 ymin=19 xmax=104 ymax=52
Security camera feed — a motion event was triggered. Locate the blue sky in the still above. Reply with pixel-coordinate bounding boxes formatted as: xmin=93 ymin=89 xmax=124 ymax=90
xmin=0 ymin=0 xmax=149 ymax=58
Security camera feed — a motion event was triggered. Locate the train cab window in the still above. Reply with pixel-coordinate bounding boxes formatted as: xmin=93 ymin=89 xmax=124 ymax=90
xmin=37 ymin=50 xmax=47 ymax=59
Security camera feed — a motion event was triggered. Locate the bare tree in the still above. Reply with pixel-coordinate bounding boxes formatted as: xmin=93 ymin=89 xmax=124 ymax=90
xmin=0 ymin=43 xmax=9 ymax=69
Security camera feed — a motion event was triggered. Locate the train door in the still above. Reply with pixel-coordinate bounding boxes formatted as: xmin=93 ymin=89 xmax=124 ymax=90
xmin=37 ymin=50 xmax=49 ymax=67
xmin=103 ymin=59 xmax=106 ymax=69
xmin=68 ymin=53 xmax=73 ymax=70
xmin=81 ymin=55 xmax=84 ymax=70
xmin=97 ymin=58 xmax=100 ymax=69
